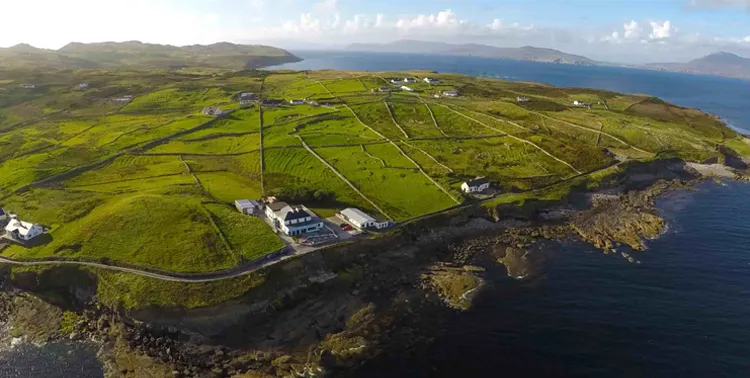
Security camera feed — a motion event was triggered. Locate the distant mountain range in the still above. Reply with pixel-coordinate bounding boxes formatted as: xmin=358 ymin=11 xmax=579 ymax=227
xmin=645 ymin=51 xmax=750 ymax=79
xmin=345 ymin=40 xmax=750 ymax=79
xmin=0 ymin=41 xmax=301 ymax=70
xmin=346 ymin=40 xmax=596 ymax=65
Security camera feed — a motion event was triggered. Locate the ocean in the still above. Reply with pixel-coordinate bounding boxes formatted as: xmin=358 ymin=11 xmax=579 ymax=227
xmin=2 ymin=52 xmax=749 ymax=377
xmin=353 ymin=180 xmax=750 ymax=378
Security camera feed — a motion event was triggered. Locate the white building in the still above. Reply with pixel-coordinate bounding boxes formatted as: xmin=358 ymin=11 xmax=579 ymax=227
xmin=239 ymin=92 xmax=255 ymax=101
xmin=442 ymin=90 xmax=459 ymax=97
xmin=573 ymin=100 xmax=589 ymax=107
xmin=390 ymin=79 xmax=403 ymax=84
xmin=517 ymin=97 xmax=530 ymax=103
xmin=79 ymin=83 xmax=89 ymax=89
xmin=265 ymin=202 xmax=323 ymax=237
xmin=401 ymin=86 xmax=414 ymax=92
xmin=20 ymin=84 xmax=36 ymax=89
xmin=404 ymin=77 xmax=416 ymax=83
xmin=290 ymin=99 xmax=305 ymax=105
xmin=461 ymin=177 xmax=491 ymax=193
xmin=339 ymin=208 xmax=377 ymax=229
xmin=5 ymin=218 xmax=44 ymax=242
xmin=235 ymin=199 xmax=261 ymax=215
xmin=424 ymin=78 xmax=440 ymax=84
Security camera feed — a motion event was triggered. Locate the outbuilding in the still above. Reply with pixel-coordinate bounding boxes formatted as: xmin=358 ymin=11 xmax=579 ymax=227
xmin=338 ymin=208 xmax=377 ymax=229
xmin=290 ymin=99 xmax=305 ymax=105
xmin=461 ymin=177 xmax=491 ymax=193
xmin=423 ymin=78 xmax=440 ymax=84
xmin=79 ymin=83 xmax=89 ymax=89
xmin=235 ymin=199 xmax=261 ymax=215
xmin=401 ymin=86 xmax=414 ymax=92
xmin=442 ymin=90 xmax=459 ymax=97
xmin=0 ymin=208 xmax=6 ymax=222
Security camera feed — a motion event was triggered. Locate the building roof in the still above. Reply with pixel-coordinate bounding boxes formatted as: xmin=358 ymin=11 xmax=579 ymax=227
xmin=0 ymin=208 xmax=5 ymax=216
xmin=235 ymin=199 xmax=259 ymax=208
xmin=263 ymin=99 xmax=284 ymax=105
xmin=464 ymin=177 xmax=490 ymax=187
xmin=286 ymin=219 xmax=322 ymax=229
xmin=340 ymin=208 xmax=376 ymax=225
xmin=267 ymin=201 xmax=290 ymax=212
xmin=5 ymin=219 xmax=39 ymax=237
xmin=278 ymin=206 xmax=312 ymax=221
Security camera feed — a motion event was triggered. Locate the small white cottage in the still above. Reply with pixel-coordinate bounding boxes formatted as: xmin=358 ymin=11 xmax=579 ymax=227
xmin=461 ymin=177 xmax=491 ymax=193
xmin=5 ymin=218 xmax=44 ymax=241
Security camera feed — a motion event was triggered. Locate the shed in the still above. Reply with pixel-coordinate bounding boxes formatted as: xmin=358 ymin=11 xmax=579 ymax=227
xmin=235 ymin=199 xmax=261 ymax=215
xmin=442 ymin=90 xmax=459 ymax=97
xmin=339 ymin=208 xmax=377 ymax=229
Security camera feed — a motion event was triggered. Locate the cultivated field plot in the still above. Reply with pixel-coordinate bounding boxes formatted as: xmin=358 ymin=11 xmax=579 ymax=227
xmin=174 ymin=108 xmax=261 ymax=140
xmin=150 ymin=134 xmax=261 ymax=155
xmin=314 ymin=145 xmax=457 ymax=220
xmin=0 ymin=68 xmax=742 ymax=272
xmin=263 ymin=113 xmax=382 ymax=147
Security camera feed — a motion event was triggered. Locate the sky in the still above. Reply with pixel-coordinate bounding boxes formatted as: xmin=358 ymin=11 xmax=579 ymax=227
xmin=1 ymin=0 xmax=750 ymax=63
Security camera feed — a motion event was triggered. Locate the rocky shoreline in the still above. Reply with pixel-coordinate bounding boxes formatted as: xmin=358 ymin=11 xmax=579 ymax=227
xmin=1 ymin=159 xmax=748 ymax=378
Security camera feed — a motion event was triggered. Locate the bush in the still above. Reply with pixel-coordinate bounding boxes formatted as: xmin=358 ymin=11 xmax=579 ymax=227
xmin=269 ymin=186 xmax=335 ymax=203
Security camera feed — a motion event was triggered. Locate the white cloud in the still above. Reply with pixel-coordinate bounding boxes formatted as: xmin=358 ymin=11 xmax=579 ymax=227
xmin=375 ymin=14 xmax=386 ymax=28
xmin=649 ymin=20 xmax=673 ymax=40
xmin=395 ymin=9 xmax=465 ymax=31
xmin=624 ymin=21 xmax=643 ymax=39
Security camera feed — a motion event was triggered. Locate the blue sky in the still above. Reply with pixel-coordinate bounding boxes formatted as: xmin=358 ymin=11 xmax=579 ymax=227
xmin=2 ymin=0 xmax=750 ymax=63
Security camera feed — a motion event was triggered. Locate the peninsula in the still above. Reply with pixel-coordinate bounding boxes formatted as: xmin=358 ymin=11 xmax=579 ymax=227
xmin=1 ymin=66 xmax=749 ymax=377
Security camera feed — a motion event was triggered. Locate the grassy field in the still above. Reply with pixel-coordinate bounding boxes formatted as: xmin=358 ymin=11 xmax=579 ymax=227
xmin=0 ymin=68 xmax=742 ymax=278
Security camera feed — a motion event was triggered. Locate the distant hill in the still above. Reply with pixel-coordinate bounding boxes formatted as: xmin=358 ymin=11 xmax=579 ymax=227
xmin=647 ymin=52 xmax=750 ymax=79
xmin=346 ymin=40 xmax=596 ymax=65
xmin=0 ymin=41 xmax=301 ymax=70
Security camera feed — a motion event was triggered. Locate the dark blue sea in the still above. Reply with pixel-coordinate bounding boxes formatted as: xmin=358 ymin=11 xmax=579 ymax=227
xmin=2 ymin=53 xmax=749 ymax=377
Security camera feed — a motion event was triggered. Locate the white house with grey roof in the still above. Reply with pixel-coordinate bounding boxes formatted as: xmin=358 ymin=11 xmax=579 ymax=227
xmin=265 ymin=202 xmax=323 ymax=236
xmin=461 ymin=177 xmax=491 ymax=193
xmin=4 ymin=217 xmax=44 ymax=242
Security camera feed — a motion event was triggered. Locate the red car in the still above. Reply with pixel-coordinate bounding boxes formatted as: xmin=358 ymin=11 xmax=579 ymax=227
xmin=340 ymin=224 xmax=353 ymax=231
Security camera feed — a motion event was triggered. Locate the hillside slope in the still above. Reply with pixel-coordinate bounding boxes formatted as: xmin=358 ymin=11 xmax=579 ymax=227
xmin=0 ymin=41 xmax=301 ymax=70
xmin=647 ymin=52 xmax=750 ymax=79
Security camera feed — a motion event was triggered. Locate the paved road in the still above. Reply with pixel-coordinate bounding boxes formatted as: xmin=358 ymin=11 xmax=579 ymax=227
xmin=0 ymin=252 xmax=302 ymax=283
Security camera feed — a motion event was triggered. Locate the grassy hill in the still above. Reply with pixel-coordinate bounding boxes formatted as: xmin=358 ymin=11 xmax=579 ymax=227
xmin=0 ymin=41 xmax=300 ymax=70
xmin=0 ymin=68 xmax=744 ymax=274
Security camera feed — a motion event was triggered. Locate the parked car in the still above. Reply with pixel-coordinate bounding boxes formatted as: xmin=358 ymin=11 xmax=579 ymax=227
xmin=341 ymin=224 xmax=353 ymax=231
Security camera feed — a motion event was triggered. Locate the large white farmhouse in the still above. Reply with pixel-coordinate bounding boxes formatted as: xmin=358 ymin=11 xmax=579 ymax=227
xmin=265 ymin=202 xmax=323 ymax=236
